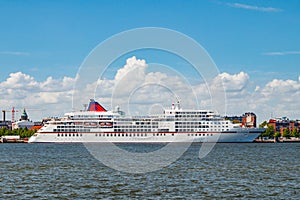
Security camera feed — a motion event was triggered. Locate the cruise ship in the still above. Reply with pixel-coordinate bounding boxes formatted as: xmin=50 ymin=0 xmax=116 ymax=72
xmin=28 ymin=99 xmax=265 ymax=143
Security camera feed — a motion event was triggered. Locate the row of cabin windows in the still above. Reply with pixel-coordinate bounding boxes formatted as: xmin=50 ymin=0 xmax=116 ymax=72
xmin=176 ymin=129 xmax=230 ymax=132
xmin=115 ymin=129 xmax=152 ymax=132
xmin=175 ymin=125 xmax=210 ymax=128
xmin=70 ymin=115 xmax=113 ymax=119
xmin=114 ymin=126 xmax=153 ymax=129
xmin=57 ymin=125 xmax=77 ymax=128
xmin=95 ymin=133 xmax=175 ymax=137
xmin=175 ymin=125 xmax=229 ymax=128
xmin=57 ymin=133 xmax=82 ymax=137
xmin=116 ymin=122 xmax=159 ymax=125
xmin=175 ymin=111 xmax=211 ymax=115
xmin=54 ymin=129 xmax=90 ymax=132
xmin=187 ymin=133 xmax=213 ymax=137
xmin=175 ymin=115 xmax=210 ymax=118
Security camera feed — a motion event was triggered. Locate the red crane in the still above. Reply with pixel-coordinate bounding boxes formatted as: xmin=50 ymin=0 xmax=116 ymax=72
xmin=2 ymin=107 xmax=19 ymax=123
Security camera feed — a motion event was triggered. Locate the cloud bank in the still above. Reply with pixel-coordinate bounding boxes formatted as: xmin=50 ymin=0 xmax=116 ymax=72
xmin=0 ymin=56 xmax=299 ymax=124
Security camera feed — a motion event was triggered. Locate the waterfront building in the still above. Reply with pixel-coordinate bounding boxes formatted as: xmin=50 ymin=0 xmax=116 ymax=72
xmin=225 ymin=112 xmax=257 ymax=128
xmin=268 ymin=117 xmax=300 ymax=135
xmin=0 ymin=121 xmax=11 ymax=130
xmin=12 ymin=109 xmax=34 ymax=130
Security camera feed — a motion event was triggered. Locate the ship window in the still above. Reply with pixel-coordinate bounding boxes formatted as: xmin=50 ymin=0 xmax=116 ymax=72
xmin=95 ymin=134 xmax=97 ymax=136
xmin=107 ymin=134 xmax=109 ymax=137
xmin=69 ymin=134 xmax=71 ymax=136
xmin=80 ymin=134 xmax=82 ymax=136
xmin=57 ymin=134 xmax=60 ymax=137
xmin=65 ymin=134 xmax=67 ymax=137
xmin=172 ymin=133 xmax=174 ymax=136
xmin=76 ymin=134 xmax=79 ymax=137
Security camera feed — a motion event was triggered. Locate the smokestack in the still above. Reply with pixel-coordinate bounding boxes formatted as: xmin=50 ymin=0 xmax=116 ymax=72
xmin=2 ymin=110 xmax=5 ymax=124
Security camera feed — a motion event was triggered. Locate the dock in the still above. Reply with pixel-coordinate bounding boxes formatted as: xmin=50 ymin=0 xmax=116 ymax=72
xmin=0 ymin=136 xmax=28 ymax=143
xmin=254 ymin=137 xmax=300 ymax=143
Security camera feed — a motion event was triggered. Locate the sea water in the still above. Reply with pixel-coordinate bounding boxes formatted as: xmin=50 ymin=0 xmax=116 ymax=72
xmin=0 ymin=143 xmax=299 ymax=199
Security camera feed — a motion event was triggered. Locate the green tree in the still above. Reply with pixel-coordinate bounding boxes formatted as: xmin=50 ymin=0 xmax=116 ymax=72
xmin=274 ymin=132 xmax=281 ymax=138
xmin=0 ymin=127 xmax=36 ymax=138
xmin=291 ymin=128 xmax=300 ymax=138
xmin=282 ymin=128 xmax=291 ymax=138
xmin=261 ymin=125 xmax=275 ymax=138
xmin=0 ymin=127 xmax=6 ymax=136
xmin=259 ymin=121 xmax=267 ymax=128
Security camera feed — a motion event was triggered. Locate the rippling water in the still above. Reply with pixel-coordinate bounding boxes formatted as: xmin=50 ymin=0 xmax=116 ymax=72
xmin=0 ymin=143 xmax=299 ymax=199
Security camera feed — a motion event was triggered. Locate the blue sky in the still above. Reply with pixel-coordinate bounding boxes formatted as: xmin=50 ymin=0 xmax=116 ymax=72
xmin=0 ymin=0 xmax=300 ymax=121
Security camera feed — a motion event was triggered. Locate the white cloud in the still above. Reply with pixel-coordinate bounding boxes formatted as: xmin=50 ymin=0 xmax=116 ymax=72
xmin=1 ymin=72 xmax=38 ymax=90
xmin=227 ymin=3 xmax=282 ymax=12
xmin=213 ymin=71 xmax=249 ymax=92
xmin=1 ymin=57 xmax=300 ymax=124
xmin=251 ymin=78 xmax=300 ymax=121
xmin=115 ymin=56 xmax=147 ymax=81
xmin=263 ymin=51 xmax=300 ymax=56
xmin=0 ymin=72 xmax=76 ymax=120
xmin=261 ymin=79 xmax=300 ymax=97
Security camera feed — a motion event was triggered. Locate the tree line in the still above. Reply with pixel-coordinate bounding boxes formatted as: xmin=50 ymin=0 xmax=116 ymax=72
xmin=0 ymin=127 xmax=37 ymax=138
xmin=259 ymin=121 xmax=300 ymax=138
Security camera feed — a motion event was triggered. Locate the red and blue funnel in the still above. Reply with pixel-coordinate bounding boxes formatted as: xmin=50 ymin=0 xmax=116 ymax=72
xmin=87 ymin=99 xmax=107 ymax=112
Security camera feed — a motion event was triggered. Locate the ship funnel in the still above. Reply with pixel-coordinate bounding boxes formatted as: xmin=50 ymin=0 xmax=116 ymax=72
xmin=87 ymin=99 xmax=107 ymax=112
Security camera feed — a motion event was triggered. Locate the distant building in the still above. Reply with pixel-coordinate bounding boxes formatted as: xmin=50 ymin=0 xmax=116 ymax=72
xmin=268 ymin=117 xmax=300 ymax=135
xmin=225 ymin=112 xmax=257 ymax=128
xmin=0 ymin=121 xmax=11 ymax=130
xmin=12 ymin=109 xmax=34 ymax=130
xmin=242 ymin=112 xmax=257 ymax=128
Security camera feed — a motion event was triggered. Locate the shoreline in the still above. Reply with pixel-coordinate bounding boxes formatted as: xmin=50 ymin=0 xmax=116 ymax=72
xmin=254 ymin=137 xmax=300 ymax=143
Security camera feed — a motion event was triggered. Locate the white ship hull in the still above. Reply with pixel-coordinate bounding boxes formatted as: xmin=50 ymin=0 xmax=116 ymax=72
xmin=29 ymin=129 xmax=262 ymax=143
